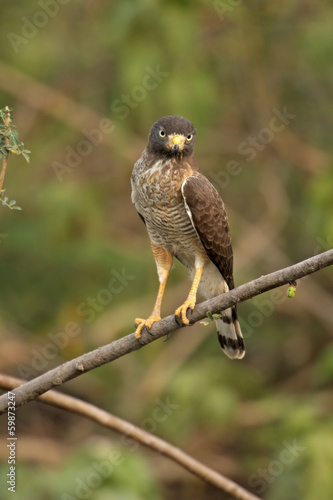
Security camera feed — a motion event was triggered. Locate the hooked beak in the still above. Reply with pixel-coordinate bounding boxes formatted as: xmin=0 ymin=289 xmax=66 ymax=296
xmin=169 ymin=135 xmax=185 ymax=154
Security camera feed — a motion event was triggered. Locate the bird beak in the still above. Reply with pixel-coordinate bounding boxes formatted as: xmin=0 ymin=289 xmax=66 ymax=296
xmin=169 ymin=135 xmax=185 ymax=153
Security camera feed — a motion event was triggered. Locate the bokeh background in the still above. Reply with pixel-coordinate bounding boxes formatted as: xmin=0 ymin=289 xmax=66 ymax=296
xmin=1 ymin=1 xmax=333 ymax=499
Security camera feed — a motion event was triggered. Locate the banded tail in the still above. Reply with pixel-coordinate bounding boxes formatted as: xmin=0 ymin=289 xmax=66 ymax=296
xmin=215 ymin=306 xmax=245 ymax=359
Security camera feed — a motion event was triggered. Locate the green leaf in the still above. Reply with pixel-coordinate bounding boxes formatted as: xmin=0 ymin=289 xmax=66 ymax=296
xmin=12 ymin=134 xmax=20 ymax=147
xmin=212 ymin=313 xmax=223 ymax=320
xmin=206 ymin=311 xmax=214 ymax=321
xmin=22 ymin=152 xmax=30 ymax=163
xmin=200 ymin=310 xmax=223 ymax=326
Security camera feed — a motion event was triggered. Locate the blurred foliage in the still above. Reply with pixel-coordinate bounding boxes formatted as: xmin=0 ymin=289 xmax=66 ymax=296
xmin=0 ymin=107 xmax=30 ymax=164
xmin=0 ymin=106 xmax=29 ymax=210
xmin=0 ymin=1 xmax=332 ymax=499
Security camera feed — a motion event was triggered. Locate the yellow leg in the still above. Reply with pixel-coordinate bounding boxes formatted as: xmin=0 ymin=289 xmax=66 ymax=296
xmin=135 ymin=245 xmax=173 ymax=338
xmin=175 ymin=265 xmax=203 ymax=325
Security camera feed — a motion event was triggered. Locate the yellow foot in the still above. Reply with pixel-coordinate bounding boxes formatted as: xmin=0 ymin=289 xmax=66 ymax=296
xmin=175 ymin=300 xmax=196 ymax=325
xmin=134 ymin=316 xmax=161 ymax=339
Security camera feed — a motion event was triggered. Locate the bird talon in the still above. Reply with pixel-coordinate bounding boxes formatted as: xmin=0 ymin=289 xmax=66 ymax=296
xmin=134 ymin=316 xmax=161 ymax=339
xmin=134 ymin=318 xmax=145 ymax=339
xmin=175 ymin=300 xmax=195 ymax=326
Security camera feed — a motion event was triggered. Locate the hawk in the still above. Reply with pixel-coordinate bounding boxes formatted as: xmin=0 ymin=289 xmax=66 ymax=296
xmin=131 ymin=116 xmax=245 ymax=359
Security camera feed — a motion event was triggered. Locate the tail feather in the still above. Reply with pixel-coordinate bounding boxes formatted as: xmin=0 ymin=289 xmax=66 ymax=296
xmin=215 ymin=306 xmax=245 ymax=360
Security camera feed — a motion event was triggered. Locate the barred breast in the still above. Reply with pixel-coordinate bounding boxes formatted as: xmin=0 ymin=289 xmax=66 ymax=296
xmin=131 ymin=155 xmax=208 ymax=269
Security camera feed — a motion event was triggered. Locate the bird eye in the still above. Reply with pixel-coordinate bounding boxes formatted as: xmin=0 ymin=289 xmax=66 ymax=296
xmin=158 ymin=129 xmax=166 ymax=138
xmin=186 ymin=134 xmax=193 ymax=142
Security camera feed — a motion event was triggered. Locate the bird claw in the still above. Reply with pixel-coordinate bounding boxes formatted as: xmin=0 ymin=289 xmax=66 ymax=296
xmin=175 ymin=300 xmax=195 ymax=326
xmin=134 ymin=316 xmax=161 ymax=338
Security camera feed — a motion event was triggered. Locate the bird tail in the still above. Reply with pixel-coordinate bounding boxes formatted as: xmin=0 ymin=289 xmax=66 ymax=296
xmin=215 ymin=306 xmax=245 ymax=360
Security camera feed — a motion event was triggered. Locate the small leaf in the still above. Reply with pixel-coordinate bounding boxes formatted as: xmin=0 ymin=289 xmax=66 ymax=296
xmin=206 ymin=311 xmax=214 ymax=322
xmin=9 ymin=200 xmax=16 ymax=206
xmin=212 ymin=313 xmax=223 ymax=320
xmin=12 ymin=135 xmax=20 ymax=147
xmin=12 ymin=205 xmax=22 ymax=210
xmin=200 ymin=310 xmax=223 ymax=326
xmin=22 ymin=152 xmax=30 ymax=163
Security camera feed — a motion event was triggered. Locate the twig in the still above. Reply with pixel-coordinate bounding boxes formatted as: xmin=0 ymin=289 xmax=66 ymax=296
xmin=0 ymin=106 xmax=11 ymax=193
xmin=0 ymin=250 xmax=332 ymax=414
xmin=0 ymin=373 xmax=261 ymax=500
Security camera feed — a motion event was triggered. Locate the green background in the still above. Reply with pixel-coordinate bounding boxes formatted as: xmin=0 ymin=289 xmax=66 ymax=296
xmin=0 ymin=1 xmax=333 ymax=499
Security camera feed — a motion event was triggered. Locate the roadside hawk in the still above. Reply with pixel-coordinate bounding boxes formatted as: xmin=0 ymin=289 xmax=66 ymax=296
xmin=131 ymin=116 xmax=245 ymax=359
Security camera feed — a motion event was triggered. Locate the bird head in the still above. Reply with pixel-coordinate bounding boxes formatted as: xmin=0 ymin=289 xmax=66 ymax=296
xmin=147 ymin=116 xmax=197 ymax=158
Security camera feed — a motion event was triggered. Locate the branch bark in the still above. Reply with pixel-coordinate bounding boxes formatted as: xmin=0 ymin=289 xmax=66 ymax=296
xmin=0 ymin=106 xmax=11 ymax=193
xmin=0 ymin=249 xmax=332 ymax=414
xmin=0 ymin=373 xmax=261 ymax=500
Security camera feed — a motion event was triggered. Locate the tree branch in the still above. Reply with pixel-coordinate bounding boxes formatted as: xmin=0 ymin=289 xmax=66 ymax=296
xmin=0 ymin=249 xmax=332 ymax=414
xmin=0 ymin=373 xmax=261 ymax=500
xmin=0 ymin=106 xmax=11 ymax=193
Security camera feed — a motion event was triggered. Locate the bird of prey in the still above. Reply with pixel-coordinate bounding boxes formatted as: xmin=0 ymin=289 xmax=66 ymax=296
xmin=131 ymin=116 xmax=245 ymax=359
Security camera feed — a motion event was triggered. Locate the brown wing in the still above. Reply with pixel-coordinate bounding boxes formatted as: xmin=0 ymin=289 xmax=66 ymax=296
xmin=181 ymin=175 xmax=234 ymax=290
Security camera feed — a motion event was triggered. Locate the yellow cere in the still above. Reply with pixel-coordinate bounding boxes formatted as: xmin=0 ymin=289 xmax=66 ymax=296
xmin=172 ymin=135 xmax=182 ymax=145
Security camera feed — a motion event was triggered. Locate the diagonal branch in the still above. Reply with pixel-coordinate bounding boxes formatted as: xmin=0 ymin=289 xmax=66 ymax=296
xmin=0 ymin=373 xmax=261 ymax=500
xmin=0 ymin=249 xmax=332 ymax=414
